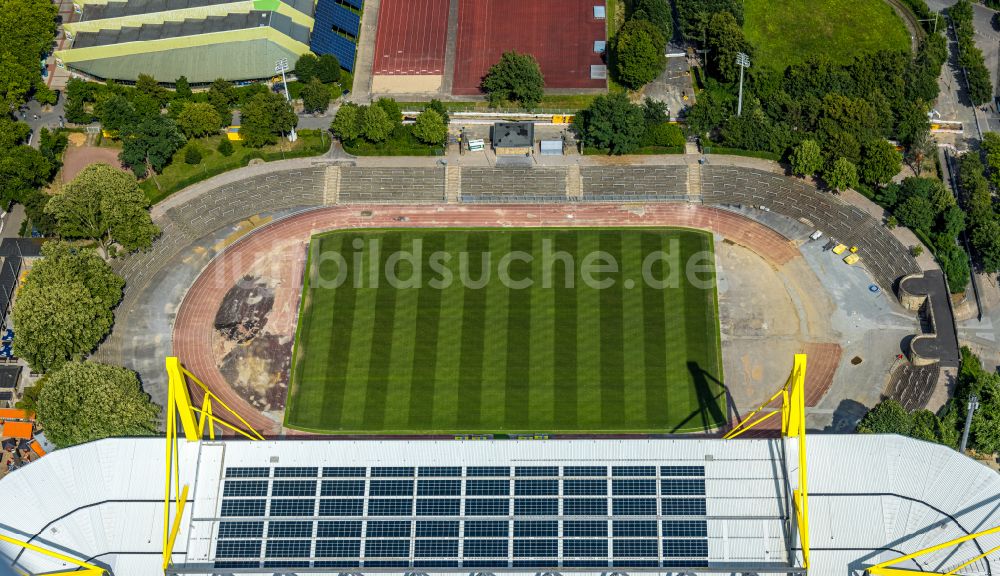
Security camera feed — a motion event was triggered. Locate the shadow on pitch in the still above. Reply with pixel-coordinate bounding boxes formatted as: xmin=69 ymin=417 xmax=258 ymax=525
xmin=668 ymin=362 xmax=734 ymax=434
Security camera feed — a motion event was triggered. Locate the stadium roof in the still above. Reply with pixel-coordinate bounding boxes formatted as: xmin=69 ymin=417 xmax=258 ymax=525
xmin=71 ymin=11 xmax=309 ymax=48
xmin=78 ymin=0 xmax=314 ymax=21
xmin=1 ymin=436 xmax=1000 ymax=575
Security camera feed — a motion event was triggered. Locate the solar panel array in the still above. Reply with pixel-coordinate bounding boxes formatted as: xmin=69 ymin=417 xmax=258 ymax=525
xmin=213 ymin=465 xmax=709 ymax=570
xmin=309 ymin=0 xmax=361 ymax=71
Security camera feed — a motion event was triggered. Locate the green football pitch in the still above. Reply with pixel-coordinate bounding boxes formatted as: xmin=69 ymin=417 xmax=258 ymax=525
xmin=284 ymin=228 xmax=725 ymax=434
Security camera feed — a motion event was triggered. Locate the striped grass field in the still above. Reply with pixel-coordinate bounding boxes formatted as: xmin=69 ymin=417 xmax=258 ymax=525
xmin=284 ymin=228 xmax=725 ymax=434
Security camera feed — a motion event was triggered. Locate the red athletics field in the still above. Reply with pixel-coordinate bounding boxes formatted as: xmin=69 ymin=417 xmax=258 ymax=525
xmin=453 ymin=0 xmax=607 ymax=95
xmin=373 ymin=0 xmax=449 ymax=75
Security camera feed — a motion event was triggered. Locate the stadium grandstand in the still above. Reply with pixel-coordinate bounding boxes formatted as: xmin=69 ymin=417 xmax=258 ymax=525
xmin=2 ymin=435 xmax=1000 ymax=575
xmin=54 ymin=0 xmax=364 ymax=82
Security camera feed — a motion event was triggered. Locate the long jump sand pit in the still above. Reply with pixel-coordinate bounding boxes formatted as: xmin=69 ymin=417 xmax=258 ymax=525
xmin=372 ymin=74 xmax=443 ymax=94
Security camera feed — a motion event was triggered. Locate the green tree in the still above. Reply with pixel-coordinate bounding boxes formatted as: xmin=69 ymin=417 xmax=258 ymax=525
xmin=176 ymin=102 xmax=222 ymax=138
xmin=360 ymin=104 xmax=393 ymax=143
xmin=824 ymin=157 xmax=859 ymax=192
xmin=481 ymin=51 xmax=545 ymax=108
xmin=412 ymin=109 xmax=448 ymax=145
xmin=217 ymin=137 xmax=234 ymax=157
xmin=0 ymin=0 xmax=56 ymax=111
xmin=12 ymin=242 xmax=125 ymax=372
xmin=119 ymin=115 xmax=186 ymax=177
xmin=906 ymin=127 xmax=936 ymax=176
xmin=0 ymin=146 xmax=51 ymax=206
xmin=641 ymin=97 xmax=669 ymax=126
xmin=953 ymin=347 xmax=1000 ymax=452
xmin=790 ymin=139 xmax=824 ymax=177
xmin=239 ymin=92 xmax=298 ymax=148
xmin=631 ymin=0 xmax=672 ymax=39
xmin=45 ymin=163 xmax=159 ymax=253
xmin=207 ymin=78 xmax=237 ymax=126
xmin=64 ymin=78 xmax=93 ymax=124
xmin=375 ymin=98 xmax=402 ymax=128
xmin=705 ymin=11 xmax=751 ymax=82
xmin=856 ymin=399 xmax=912 ymax=434
xmin=37 ymin=361 xmax=158 ymax=448
xmin=612 ymin=18 xmax=666 ymax=89
xmin=134 ymin=73 xmax=168 ymax=108
xmin=936 ymin=242 xmax=971 ymax=293
xmin=15 ymin=375 xmax=44 ymax=415
xmin=301 ymin=78 xmax=331 ymax=114
xmin=675 ymin=0 xmax=742 ymax=40
xmin=573 ymin=92 xmax=646 ymax=155
xmin=295 ymin=53 xmax=320 ymax=83
xmin=174 ymin=75 xmax=192 ymax=99
xmin=941 ymin=205 xmax=967 ymax=239
xmin=38 ymin=128 xmax=68 ymax=175
xmin=427 ymin=99 xmax=450 ymax=125
xmin=894 ymin=195 xmax=935 ymax=232
xmin=331 ymin=102 xmax=363 ymax=142
xmin=0 ymin=117 xmax=31 ymax=149
xmin=860 ymin=139 xmax=903 ymax=186
xmin=316 ymin=54 xmax=342 ymax=84
xmin=971 ymin=218 xmax=1000 ymax=273
xmin=97 ymin=94 xmax=138 ymax=133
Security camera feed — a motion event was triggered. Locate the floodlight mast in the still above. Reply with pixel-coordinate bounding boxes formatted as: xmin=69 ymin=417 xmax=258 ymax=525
xmin=736 ymin=52 xmax=751 ymax=117
xmin=275 ymin=58 xmax=298 ymax=142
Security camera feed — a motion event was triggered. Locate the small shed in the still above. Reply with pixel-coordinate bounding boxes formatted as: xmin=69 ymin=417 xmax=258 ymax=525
xmin=492 ymin=122 xmax=534 ymax=156
xmin=540 ymin=139 xmax=563 ymax=155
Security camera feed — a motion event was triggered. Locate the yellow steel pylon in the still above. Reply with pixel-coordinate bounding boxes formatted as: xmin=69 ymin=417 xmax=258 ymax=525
xmin=162 ymin=357 xmax=264 ymax=571
xmin=866 ymin=525 xmax=1000 ymax=575
xmin=724 ymin=354 xmax=809 ymax=569
xmin=0 ymin=533 xmax=105 ymax=576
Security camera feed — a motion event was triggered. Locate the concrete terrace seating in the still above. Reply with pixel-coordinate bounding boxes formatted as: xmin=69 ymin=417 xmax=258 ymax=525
xmin=580 ymin=166 xmax=686 ymax=200
xmin=700 ymin=166 xmax=919 ymax=292
xmin=460 ymin=167 xmax=567 ymax=202
xmin=885 ymin=364 xmax=941 ymax=410
xmin=99 ymin=167 xmax=325 ymax=372
xmin=339 ymin=167 xmax=445 ymax=203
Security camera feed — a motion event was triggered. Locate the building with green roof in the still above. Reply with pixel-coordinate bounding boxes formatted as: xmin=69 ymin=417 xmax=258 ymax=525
xmin=55 ymin=0 xmax=316 ymax=83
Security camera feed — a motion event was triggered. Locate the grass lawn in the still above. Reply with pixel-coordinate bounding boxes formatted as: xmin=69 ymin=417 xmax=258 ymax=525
xmin=744 ymin=0 xmax=910 ymax=71
xmin=285 ymin=228 xmax=725 ymax=434
xmin=140 ymin=129 xmax=330 ymax=204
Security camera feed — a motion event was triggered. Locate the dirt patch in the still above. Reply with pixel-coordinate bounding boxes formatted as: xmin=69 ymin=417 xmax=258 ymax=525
xmin=717 ymin=238 xmax=842 ymax=414
xmin=210 ymin=238 xmax=308 ymax=414
xmin=215 ymin=277 xmax=275 ymax=343
xmin=61 ymin=145 xmax=125 ymax=183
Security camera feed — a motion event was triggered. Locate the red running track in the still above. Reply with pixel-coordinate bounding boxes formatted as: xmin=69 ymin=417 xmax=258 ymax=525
xmin=172 ymin=204 xmax=799 ymax=436
xmin=373 ymin=0 xmax=449 ymax=75
xmin=452 ymin=0 xmax=607 ymax=95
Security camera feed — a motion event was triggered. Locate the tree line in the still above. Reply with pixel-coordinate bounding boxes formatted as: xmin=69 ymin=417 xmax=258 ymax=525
xmin=948 ymin=0 xmax=993 ymax=106
xmin=956 ymin=140 xmax=1000 ymax=276
xmin=331 ymin=98 xmax=450 ymax=151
